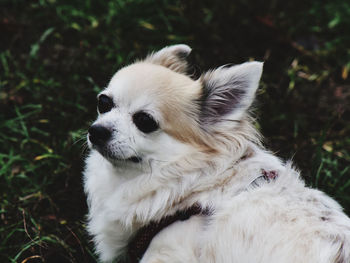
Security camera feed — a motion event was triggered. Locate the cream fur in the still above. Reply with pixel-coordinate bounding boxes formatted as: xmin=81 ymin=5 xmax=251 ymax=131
xmin=84 ymin=45 xmax=350 ymax=263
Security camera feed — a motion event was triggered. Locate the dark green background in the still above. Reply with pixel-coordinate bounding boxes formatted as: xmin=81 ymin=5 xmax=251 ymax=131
xmin=1 ymin=0 xmax=349 ymax=262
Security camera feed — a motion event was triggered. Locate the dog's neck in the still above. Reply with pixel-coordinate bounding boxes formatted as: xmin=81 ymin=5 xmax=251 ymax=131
xmin=110 ymin=143 xmax=259 ymax=225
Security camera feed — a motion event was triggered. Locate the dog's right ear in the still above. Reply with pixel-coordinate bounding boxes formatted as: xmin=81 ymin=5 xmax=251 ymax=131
xmin=199 ymin=62 xmax=263 ymax=125
xmin=145 ymin=44 xmax=192 ymax=74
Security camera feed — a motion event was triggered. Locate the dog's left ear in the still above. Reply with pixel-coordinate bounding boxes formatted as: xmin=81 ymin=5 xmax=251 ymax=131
xmin=145 ymin=44 xmax=192 ymax=74
xmin=199 ymin=62 xmax=263 ymax=124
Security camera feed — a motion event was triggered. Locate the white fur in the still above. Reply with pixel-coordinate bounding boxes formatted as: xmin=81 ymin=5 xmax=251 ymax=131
xmin=84 ymin=45 xmax=350 ymax=263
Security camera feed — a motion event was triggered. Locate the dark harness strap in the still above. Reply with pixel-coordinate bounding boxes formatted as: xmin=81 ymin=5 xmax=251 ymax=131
xmin=126 ymin=204 xmax=210 ymax=263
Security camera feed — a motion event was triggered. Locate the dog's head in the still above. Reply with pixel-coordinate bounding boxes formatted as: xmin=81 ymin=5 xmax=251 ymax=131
xmin=87 ymin=45 xmax=262 ymax=168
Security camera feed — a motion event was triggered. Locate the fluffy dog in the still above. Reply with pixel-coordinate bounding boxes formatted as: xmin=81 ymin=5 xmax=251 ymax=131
xmin=84 ymin=44 xmax=350 ymax=263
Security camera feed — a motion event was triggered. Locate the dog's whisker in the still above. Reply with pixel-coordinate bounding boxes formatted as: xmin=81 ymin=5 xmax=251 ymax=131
xmin=80 ymin=143 xmax=89 ymax=155
xmin=72 ymin=133 xmax=88 ymax=146
xmin=150 ymin=158 xmax=169 ymax=163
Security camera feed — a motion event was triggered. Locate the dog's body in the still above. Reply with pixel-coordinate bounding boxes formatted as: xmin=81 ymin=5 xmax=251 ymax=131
xmin=84 ymin=45 xmax=350 ymax=262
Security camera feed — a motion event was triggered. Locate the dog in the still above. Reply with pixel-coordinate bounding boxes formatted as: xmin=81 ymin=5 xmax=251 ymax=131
xmin=83 ymin=44 xmax=350 ymax=263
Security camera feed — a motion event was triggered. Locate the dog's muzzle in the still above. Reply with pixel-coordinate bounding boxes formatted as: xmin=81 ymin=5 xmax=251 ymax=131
xmin=88 ymin=125 xmax=142 ymax=163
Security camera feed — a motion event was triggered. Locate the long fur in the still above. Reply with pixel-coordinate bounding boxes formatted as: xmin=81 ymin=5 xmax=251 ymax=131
xmin=83 ymin=45 xmax=350 ymax=263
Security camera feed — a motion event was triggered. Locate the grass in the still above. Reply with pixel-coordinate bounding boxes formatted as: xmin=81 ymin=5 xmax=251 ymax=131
xmin=1 ymin=0 xmax=349 ymax=262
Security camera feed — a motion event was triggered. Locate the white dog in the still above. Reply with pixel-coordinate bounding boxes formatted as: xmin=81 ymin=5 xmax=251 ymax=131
xmin=84 ymin=44 xmax=350 ymax=263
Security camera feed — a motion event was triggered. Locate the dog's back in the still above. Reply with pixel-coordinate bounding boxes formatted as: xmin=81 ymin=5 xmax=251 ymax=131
xmin=140 ymin=154 xmax=350 ymax=263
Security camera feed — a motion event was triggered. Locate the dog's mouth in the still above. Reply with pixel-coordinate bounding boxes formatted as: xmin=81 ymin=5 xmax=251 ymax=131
xmin=89 ymin=142 xmax=142 ymax=164
xmin=105 ymin=153 xmax=142 ymax=164
xmin=126 ymin=156 xmax=142 ymax=163
xmin=100 ymin=151 xmax=142 ymax=164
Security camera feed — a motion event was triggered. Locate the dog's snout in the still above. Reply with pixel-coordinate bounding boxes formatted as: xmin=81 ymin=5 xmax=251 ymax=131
xmin=88 ymin=125 xmax=111 ymax=145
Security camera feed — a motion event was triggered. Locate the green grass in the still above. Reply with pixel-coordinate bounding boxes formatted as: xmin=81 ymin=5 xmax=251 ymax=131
xmin=1 ymin=0 xmax=349 ymax=262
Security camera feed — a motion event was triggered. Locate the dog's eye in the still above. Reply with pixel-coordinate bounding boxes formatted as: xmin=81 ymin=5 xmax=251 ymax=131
xmin=98 ymin=95 xmax=114 ymax=114
xmin=133 ymin=111 xmax=159 ymax=133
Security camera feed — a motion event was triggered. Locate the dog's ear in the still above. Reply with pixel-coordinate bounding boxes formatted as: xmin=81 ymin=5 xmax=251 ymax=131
xmin=199 ymin=62 xmax=263 ymax=124
xmin=145 ymin=44 xmax=192 ymax=74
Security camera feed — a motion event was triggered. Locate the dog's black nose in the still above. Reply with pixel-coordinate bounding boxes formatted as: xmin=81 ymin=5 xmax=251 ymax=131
xmin=88 ymin=125 xmax=111 ymax=145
